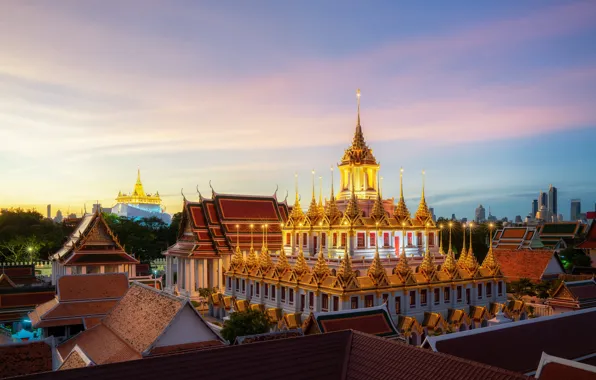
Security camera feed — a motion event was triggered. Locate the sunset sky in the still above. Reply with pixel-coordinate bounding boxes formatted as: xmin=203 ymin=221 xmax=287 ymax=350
xmin=1 ymin=1 xmax=595 ymax=220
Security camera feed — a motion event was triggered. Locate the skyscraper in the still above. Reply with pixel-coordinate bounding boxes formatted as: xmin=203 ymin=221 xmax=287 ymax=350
xmin=475 ymin=204 xmax=486 ymax=223
xmin=532 ymin=199 xmax=538 ymax=218
xmin=46 ymin=204 xmax=51 ymax=219
xmin=539 ymin=191 xmax=548 ymax=209
xmin=548 ymin=185 xmax=558 ymax=216
xmin=570 ymin=199 xmax=581 ymax=221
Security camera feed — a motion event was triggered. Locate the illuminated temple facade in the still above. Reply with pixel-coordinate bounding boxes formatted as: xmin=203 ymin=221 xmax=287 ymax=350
xmin=163 ymin=92 xmax=507 ymax=343
xmin=111 ymin=170 xmax=172 ymax=224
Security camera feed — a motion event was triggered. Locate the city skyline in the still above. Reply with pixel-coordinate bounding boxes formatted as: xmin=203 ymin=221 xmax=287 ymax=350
xmin=1 ymin=1 xmax=596 ymax=220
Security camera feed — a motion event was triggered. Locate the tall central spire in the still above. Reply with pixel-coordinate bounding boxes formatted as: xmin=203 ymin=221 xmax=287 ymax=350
xmin=357 ymin=88 xmax=361 ymax=126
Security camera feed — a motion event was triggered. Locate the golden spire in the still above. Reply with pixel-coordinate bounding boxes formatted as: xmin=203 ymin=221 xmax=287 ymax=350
xmin=343 ymin=168 xmax=361 ymax=221
xmin=325 ymin=167 xmax=342 ymax=222
xmin=246 ymin=224 xmax=258 ymax=269
xmin=438 ymin=224 xmax=445 ymax=255
xmin=341 ymin=89 xmax=377 ymax=166
xmin=313 ymin=249 xmax=330 ymax=279
xmin=231 ymin=225 xmax=244 ymax=268
xmin=463 ymin=224 xmax=479 ymax=271
xmin=289 ymin=173 xmax=305 ymax=222
xmin=442 ymin=246 xmax=458 ymax=274
xmin=337 ymin=245 xmax=355 ymax=279
xmin=370 ymin=175 xmax=385 ymax=221
xmin=357 ymin=88 xmax=361 ymax=126
xmin=367 ymin=235 xmax=385 ymax=280
xmin=293 ymin=245 xmax=310 ymax=276
xmin=414 ymin=170 xmax=431 ymax=222
xmin=259 ymin=225 xmax=273 ymax=270
xmin=418 ymin=223 xmax=436 ymax=274
xmin=482 ymin=223 xmax=499 ymax=271
xmin=461 ymin=222 xmax=468 ymax=259
xmin=394 ymin=167 xmax=411 ymax=222
xmin=395 ymin=223 xmax=412 ymax=276
xmin=463 ymin=222 xmax=474 ymax=266
xmin=317 ymin=176 xmax=325 ymax=216
xmin=276 ymin=247 xmax=291 ymax=273
xmin=307 ymin=170 xmax=319 ymax=221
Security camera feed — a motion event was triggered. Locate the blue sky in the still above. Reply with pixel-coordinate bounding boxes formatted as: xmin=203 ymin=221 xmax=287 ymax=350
xmin=0 ymin=0 xmax=595 ymax=220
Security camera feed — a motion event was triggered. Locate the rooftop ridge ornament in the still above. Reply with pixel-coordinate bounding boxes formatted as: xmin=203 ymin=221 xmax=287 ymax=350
xmin=289 ymin=173 xmax=305 ymax=222
xmin=414 ymin=170 xmax=431 ymax=222
xmin=209 ymin=180 xmax=216 ymax=198
xmin=325 ymin=167 xmax=342 ymax=223
xmin=370 ymin=174 xmax=385 ymax=221
xmin=337 ymin=245 xmax=355 ymax=280
xmin=313 ymin=247 xmax=330 ymax=280
xmin=395 ymin=223 xmax=412 ymax=277
xmin=276 ymin=247 xmax=291 ymax=273
xmin=195 ymin=185 xmax=202 ymax=202
xmin=306 ymin=169 xmax=319 ymax=222
xmin=461 ymin=222 xmax=468 ymax=259
xmin=394 ymin=167 xmax=411 ymax=222
xmin=418 ymin=223 xmax=436 ymax=275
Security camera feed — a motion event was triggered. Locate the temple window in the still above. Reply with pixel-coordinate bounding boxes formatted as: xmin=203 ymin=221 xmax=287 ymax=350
xmin=420 ymin=289 xmax=428 ymax=306
xmin=322 ymin=294 xmax=329 ymax=312
xmin=417 ymin=232 xmax=423 ymax=247
xmin=87 ymin=265 xmax=100 ymax=274
xmin=333 ymin=296 xmax=339 ymax=311
xmin=429 ymin=232 xmax=435 ymax=247
xmin=264 ymin=284 xmax=269 ymax=298
xmin=295 ymin=233 xmax=300 ymax=246
xmin=351 ymin=296 xmax=359 ymax=309
xmin=395 ymin=296 xmax=401 ymax=314
xmin=487 ymin=283 xmax=492 ymax=298
xmin=256 ymin=282 xmax=260 ymax=296
xmin=434 ymin=288 xmax=440 ymax=305
xmin=444 ymin=287 xmax=450 ymax=303
xmin=498 ymin=282 xmax=503 ymax=296
xmin=382 ymin=293 xmax=389 ymax=304
xmin=409 ymin=291 xmax=416 ymax=308
xmin=457 ymin=286 xmax=462 ymax=302
xmin=289 ymin=289 xmax=294 ymax=305
xmin=466 ymin=289 xmax=471 ymax=305
xmin=281 ymin=286 xmax=286 ymax=302
xmin=322 ymin=233 xmax=326 ymax=248
xmin=104 ymin=265 xmax=118 ymax=273
xmin=309 ymin=292 xmax=314 ymax=310
xmin=271 ymin=285 xmax=276 ymax=300
xmin=227 ymin=278 xmax=231 ymax=290
xmin=242 ymin=280 xmax=246 ymax=293
xmin=369 ymin=233 xmax=376 ymax=247
xmin=357 ymin=233 xmax=365 ymax=248
xmin=303 ymin=233 xmax=308 ymax=247
xmin=383 ymin=233 xmax=390 ymax=247
xmin=341 ymin=233 xmax=347 ymax=248
xmin=300 ymin=294 xmax=306 ymax=311
xmin=333 ymin=233 xmax=338 ymax=247
xmin=285 ymin=233 xmax=291 ymax=246
xmin=365 ymin=295 xmax=374 ymax=308
xmin=407 ymin=233 xmax=413 ymax=246
xmin=477 ymin=284 xmax=483 ymax=299
xmin=235 ymin=278 xmax=239 ymax=290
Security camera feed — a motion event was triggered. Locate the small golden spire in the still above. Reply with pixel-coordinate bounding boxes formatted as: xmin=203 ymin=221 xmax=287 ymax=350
xmin=276 ymin=248 xmax=291 ymax=273
xmin=293 ymin=245 xmax=310 ymax=276
xmin=367 ymin=234 xmax=385 ymax=280
xmin=461 ymin=222 xmax=467 ymax=259
xmin=307 ymin=170 xmax=319 ymax=221
xmin=414 ymin=170 xmax=431 ymax=222
xmin=325 ymin=167 xmax=342 ymax=222
xmin=395 ymin=222 xmax=412 ymax=276
xmin=418 ymin=223 xmax=436 ymax=274
xmin=357 ymin=88 xmax=361 ymax=126
xmin=337 ymin=245 xmax=355 ymax=280
xmin=464 ymin=222 xmax=474 ymax=266
xmin=394 ymin=167 xmax=411 ymax=222
xmin=231 ymin=224 xmax=244 ymax=268
xmin=317 ymin=176 xmax=325 ymax=216
xmin=442 ymin=247 xmax=458 ymax=274
xmin=313 ymin=249 xmax=330 ymax=279
xmin=343 ymin=168 xmax=361 ymax=221
xmin=289 ymin=173 xmax=305 ymax=222
xmin=371 ymin=176 xmax=385 ymax=221
xmin=438 ymin=224 xmax=445 ymax=255
xmin=246 ymin=248 xmax=258 ymax=270
xmin=259 ymin=225 xmax=273 ymax=270
xmin=482 ymin=223 xmax=499 ymax=271
xmin=463 ymin=224 xmax=479 ymax=271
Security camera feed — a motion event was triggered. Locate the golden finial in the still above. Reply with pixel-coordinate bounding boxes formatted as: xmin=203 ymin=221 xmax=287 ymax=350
xmin=325 ymin=166 xmax=341 ymax=223
xmin=259 ymin=246 xmax=273 ymax=271
xmin=438 ymin=224 xmax=445 ymax=255
xmin=307 ymin=170 xmax=319 ymax=221
xmin=276 ymin=249 xmax=291 ymax=273
xmin=461 ymin=222 xmax=468 ymax=259
xmin=419 ymin=222 xmax=436 ymax=274
xmin=482 ymin=223 xmax=499 ymax=271
xmin=231 ymin=224 xmax=244 ymax=269
xmin=442 ymin=246 xmax=458 ymax=274
xmin=317 ymin=176 xmax=324 ymax=215
xmin=395 ymin=222 xmax=412 ymax=276
xmin=367 ymin=233 xmax=385 ymax=280
xmin=465 ymin=222 xmax=474 ymax=265
xmin=289 ymin=173 xmax=305 ymax=222
xmin=313 ymin=249 xmax=330 ymax=279
xmin=371 ymin=175 xmax=385 ymax=221
xmin=356 ymin=88 xmax=361 ymax=126
xmin=464 ymin=223 xmax=479 ymax=271
xmin=246 ymin=247 xmax=258 ymax=270
xmin=337 ymin=245 xmax=355 ymax=280
xmin=293 ymin=246 xmax=310 ymax=276
xmin=394 ymin=167 xmax=411 ymax=222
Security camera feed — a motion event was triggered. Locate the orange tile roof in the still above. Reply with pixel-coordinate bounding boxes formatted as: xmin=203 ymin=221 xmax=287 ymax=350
xmin=493 ymin=250 xmax=561 ymax=282
xmin=102 ymin=284 xmax=183 ymax=353
xmin=501 ymin=228 xmax=528 ymax=239
xmin=57 ymin=324 xmax=141 ymax=365
xmin=57 ymin=274 xmax=128 ymax=301
xmin=83 ymin=317 xmax=103 ymax=329
xmin=21 ymin=331 xmax=527 ymax=380
xmin=58 ymin=349 xmax=92 ymax=371
xmin=0 ymin=340 xmax=53 ymax=379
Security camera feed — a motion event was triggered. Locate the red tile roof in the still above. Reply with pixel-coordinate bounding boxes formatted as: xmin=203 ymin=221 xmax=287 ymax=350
xmin=17 ymin=330 xmax=526 ymax=380
xmin=425 ymin=308 xmax=596 ymax=374
xmin=57 ymin=274 xmax=128 ymax=301
xmin=0 ymin=340 xmax=53 ymax=379
xmin=578 ymin=222 xmax=596 ymax=249
xmin=539 ymin=362 xmax=596 ymax=380
xmin=493 ymin=250 xmax=562 ymax=282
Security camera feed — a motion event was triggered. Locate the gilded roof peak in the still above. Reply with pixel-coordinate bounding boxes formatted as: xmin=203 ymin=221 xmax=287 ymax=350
xmin=340 ymin=90 xmax=377 ymax=166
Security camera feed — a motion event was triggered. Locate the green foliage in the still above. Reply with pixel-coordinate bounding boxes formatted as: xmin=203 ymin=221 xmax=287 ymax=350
xmin=436 ymin=218 xmax=492 ymax=262
xmin=220 ymin=309 xmax=270 ymax=343
xmin=559 ymin=246 xmax=592 ymax=270
xmin=197 ymin=287 xmax=217 ymax=299
xmin=0 ymin=209 xmax=71 ymax=262
xmin=507 ymin=278 xmax=536 ymax=299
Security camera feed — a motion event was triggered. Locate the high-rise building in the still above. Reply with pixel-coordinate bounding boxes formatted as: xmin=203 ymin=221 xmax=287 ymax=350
xmin=515 ymin=215 xmax=522 ymax=224
xmin=54 ymin=210 xmax=63 ymax=223
xmin=570 ymin=199 xmax=581 ymax=221
xmin=548 ymin=185 xmax=558 ymax=216
xmin=539 ymin=191 xmax=548 ymax=209
xmin=532 ymin=199 xmax=538 ymax=218
xmin=429 ymin=207 xmax=436 ymax=222
xmin=475 ymin=204 xmax=486 ymax=223
xmin=46 ymin=204 xmax=51 ymax=219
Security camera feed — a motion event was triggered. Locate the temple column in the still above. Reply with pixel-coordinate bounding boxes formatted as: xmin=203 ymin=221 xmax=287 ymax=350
xmin=166 ymin=256 xmax=172 ymax=289
xmin=202 ymin=259 xmax=208 ymax=289
xmin=349 ymin=234 xmax=355 ymax=256
xmin=326 ymin=232 xmax=332 ymax=257
xmin=217 ymin=258 xmax=223 ymax=290
xmin=189 ymin=258 xmax=196 ymax=295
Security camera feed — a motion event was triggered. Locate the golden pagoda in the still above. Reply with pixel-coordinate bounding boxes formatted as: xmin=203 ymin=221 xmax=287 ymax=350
xmin=337 ymin=89 xmax=380 ymax=200
xmin=115 ymin=170 xmax=162 ymax=206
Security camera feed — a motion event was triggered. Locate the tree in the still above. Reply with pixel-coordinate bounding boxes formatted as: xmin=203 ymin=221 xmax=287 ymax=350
xmin=508 ymin=278 xmax=536 ymax=299
xmin=559 ymin=247 xmax=592 ymax=270
xmin=220 ymin=309 xmax=271 ymax=343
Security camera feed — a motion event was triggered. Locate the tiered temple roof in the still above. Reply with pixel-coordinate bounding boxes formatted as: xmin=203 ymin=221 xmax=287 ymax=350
xmin=537 ymin=221 xmax=587 ymax=249
xmin=492 ymin=227 xmax=544 ymax=250
xmin=546 ymin=279 xmax=596 ymax=311
xmin=115 ymin=169 xmax=161 ymax=206
xmin=50 ymin=210 xmax=138 ymax=266
xmin=166 ymin=192 xmax=289 ymax=258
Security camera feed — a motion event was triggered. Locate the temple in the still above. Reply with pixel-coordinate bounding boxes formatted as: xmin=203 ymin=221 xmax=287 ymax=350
xmin=163 ymin=90 xmax=508 ymax=344
xmin=111 ymin=170 xmax=171 ymax=224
